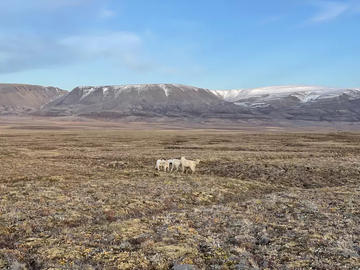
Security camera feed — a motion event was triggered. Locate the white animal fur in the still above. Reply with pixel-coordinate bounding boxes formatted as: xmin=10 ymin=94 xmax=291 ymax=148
xmin=156 ymin=159 xmax=170 ymax=172
xmin=163 ymin=160 xmax=170 ymax=172
xmin=155 ymin=159 xmax=163 ymax=171
xmin=168 ymin=159 xmax=181 ymax=172
xmin=180 ymin=157 xmax=200 ymax=174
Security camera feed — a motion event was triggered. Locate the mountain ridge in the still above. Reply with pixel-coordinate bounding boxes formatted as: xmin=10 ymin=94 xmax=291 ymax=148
xmin=2 ymin=82 xmax=360 ymax=122
xmin=39 ymin=84 xmax=252 ymax=118
xmin=0 ymin=83 xmax=67 ymax=115
xmin=39 ymin=83 xmax=360 ymax=122
xmin=211 ymin=85 xmax=360 ymax=102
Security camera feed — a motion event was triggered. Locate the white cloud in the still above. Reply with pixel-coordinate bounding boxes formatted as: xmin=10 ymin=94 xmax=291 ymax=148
xmin=308 ymin=1 xmax=349 ymax=23
xmin=296 ymin=0 xmax=360 ymax=27
xmin=0 ymin=32 xmax=151 ymax=73
xmin=60 ymin=32 xmax=141 ymax=55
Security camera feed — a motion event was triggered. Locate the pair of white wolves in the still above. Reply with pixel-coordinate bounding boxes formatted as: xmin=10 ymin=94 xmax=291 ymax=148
xmin=155 ymin=157 xmax=201 ymax=174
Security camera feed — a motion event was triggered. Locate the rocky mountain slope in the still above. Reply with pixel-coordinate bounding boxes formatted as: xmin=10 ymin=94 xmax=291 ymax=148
xmin=3 ymin=83 xmax=360 ymax=122
xmin=213 ymin=86 xmax=360 ymax=121
xmin=212 ymin=85 xmax=360 ymax=103
xmin=0 ymin=84 xmax=66 ymax=115
xmin=40 ymin=84 xmax=251 ymax=118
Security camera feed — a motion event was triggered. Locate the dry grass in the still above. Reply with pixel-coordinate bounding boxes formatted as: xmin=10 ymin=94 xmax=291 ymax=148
xmin=0 ymin=124 xmax=360 ymax=269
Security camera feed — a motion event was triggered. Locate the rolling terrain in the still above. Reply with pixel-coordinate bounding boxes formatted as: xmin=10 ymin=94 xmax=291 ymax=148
xmin=2 ymin=82 xmax=360 ymax=124
xmin=0 ymin=122 xmax=359 ymax=269
xmin=0 ymin=84 xmax=66 ymax=115
xmin=212 ymin=85 xmax=360 ymax=121
xmin=39 ymin=83 xmax=360 ymax=123
xmin=39 ymin=84 xmax=250 ymax=119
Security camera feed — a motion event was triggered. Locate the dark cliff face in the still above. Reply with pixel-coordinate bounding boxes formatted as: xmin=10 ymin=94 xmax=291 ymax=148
xmin=0 ymin=84 xmax=67 ymax=115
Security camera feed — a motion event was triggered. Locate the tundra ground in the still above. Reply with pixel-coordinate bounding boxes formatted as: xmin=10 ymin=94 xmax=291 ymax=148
xmin=0 ymin=122 xmax=359 ymax=269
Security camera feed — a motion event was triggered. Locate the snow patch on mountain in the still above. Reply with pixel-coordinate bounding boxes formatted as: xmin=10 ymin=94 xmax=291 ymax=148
xmin=159 ymin=84 xmax=170 ymax=97
xmin=80 ymin=87 xmax=96 ymax=100
xmin=212 ymin=89 xmax=245 ymax=101
xmin=75 ymin=84 xmax=216 ymax=101
xmin=212 ymin=85 xmax=360 ymax=104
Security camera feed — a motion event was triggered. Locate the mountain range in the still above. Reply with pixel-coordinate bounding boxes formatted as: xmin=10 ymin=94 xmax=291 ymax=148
xmin=39 ymin=84 xmax=253 ymax=119
xmin=213 ymin=85 xmax=360 ymax=121
xmin=0 ymin=84 xmax=66 ymax=115
xmin=1 ymin=83 xmax=360 ymax=122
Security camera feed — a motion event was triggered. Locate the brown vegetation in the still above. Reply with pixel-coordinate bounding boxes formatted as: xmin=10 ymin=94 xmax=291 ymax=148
xmin=0 ymin=123 xmax=359 ymax=269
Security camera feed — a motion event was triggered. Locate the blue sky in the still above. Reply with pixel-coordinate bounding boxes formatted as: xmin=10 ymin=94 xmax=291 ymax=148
xmin=0 ymin=0 xmax=359 ymax=90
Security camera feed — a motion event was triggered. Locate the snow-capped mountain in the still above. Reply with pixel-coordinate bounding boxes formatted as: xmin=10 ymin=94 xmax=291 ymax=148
xmin=33 ymin=83 xmax=360 ymax=122
xmin=212 ymin=85 xmax=360 ymax=104
xmin=40 ymin=84 xmax=249 ymax=118
xmin=212 ymin=85 xmax=360 ymax=121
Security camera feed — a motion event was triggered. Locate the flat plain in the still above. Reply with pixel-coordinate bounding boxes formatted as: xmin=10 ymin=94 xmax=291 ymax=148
xmin=0 ymin=119 xmax=360 ymax=269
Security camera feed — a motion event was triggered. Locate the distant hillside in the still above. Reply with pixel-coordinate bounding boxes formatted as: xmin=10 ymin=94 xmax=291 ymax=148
xmin=40 ymin=84 xmax=251 ymax=118
xmin=0 ymin=84 xmax=66 ymax=115
xmin=4 ymin=83 xmax=360 ymax=123
xmin=212 ymin=86 xmax=360 ymax=121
